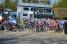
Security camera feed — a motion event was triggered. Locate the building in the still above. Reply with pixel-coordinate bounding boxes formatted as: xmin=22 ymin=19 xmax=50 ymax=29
xmin=17 ymin=0 xmax=58 ymax=19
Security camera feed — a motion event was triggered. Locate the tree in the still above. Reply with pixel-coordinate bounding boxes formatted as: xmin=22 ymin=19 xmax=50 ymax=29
xmin=53 ymin=0 xmax=67 ymax=8
xmin=53 ymin=0 xmax=67 ymax=18
xmin=4 ymin=0 xmax=17 ymax=11
xmin=0 ymin=4 xmax=4 ymax=9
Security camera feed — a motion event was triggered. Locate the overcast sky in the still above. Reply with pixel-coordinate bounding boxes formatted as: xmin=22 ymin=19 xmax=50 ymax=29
xmin=0 ymin=0 xmax=4 ymax=4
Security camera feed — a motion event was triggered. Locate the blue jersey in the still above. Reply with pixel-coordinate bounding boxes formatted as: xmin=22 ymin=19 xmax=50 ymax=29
xmin=9 ymin=18 xmax=17 ymax=24
xmin=58 ymin=20 xmax=63 ymax=28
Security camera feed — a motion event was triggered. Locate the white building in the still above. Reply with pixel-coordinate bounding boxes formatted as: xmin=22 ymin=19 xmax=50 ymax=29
xmin=17 ymin=0 xmax=58 ymax=19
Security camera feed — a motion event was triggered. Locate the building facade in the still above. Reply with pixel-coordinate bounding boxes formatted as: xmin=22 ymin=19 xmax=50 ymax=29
xmin=17 ymin=0 xmax=57 ymax=19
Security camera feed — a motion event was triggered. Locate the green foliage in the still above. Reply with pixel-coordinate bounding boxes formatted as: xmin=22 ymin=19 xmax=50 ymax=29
xmin=0 ymin=4 xmax=4 ymax=8
xmin=54 ymin=0 xmax=67 ymax=8
xmin=5 ymin=0 xmax=17 ymax=11
xmin=53 ymin=0 xmax=67 ymax=18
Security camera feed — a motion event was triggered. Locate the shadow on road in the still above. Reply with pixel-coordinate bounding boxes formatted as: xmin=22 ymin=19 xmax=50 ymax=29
xmin=0 ymin=38 xmax=18 ymax=44
xmin=0 ymin=36 xmax=67 ymax=44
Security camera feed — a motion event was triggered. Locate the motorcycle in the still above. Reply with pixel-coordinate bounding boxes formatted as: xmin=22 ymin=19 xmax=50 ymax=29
xmin=8 ymin=18 xmax=17 ymax=31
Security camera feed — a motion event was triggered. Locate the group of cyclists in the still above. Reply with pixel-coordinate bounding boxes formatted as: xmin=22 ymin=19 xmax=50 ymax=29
xmin=0 ymin=14 xmax=65 ymax=33
xmin=20 ymin=18 xmax=64 ymax=32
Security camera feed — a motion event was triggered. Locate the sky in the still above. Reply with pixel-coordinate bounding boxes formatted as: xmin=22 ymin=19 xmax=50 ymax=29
xmin=0 ymin=0 xmax=5 ymax=4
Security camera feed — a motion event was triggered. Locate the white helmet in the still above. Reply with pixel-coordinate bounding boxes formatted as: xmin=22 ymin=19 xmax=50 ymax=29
xmin=0 ymin=16 xmax=2 ymax=21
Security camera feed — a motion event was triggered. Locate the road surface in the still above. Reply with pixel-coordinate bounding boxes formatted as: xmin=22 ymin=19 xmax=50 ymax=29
xmin=0 ymin=31 xmax=67 ymax=44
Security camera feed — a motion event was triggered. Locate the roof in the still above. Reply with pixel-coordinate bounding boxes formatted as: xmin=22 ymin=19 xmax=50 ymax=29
xmin=5 ymin=9 xmax=12 ymax=11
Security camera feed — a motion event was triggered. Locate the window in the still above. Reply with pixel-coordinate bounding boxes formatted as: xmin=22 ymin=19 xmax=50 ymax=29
xmin=39 ymin=9 xmax=43 ymax=13
xmin=23 ymin=0 xmax=28 ymax=3
xmin=23 ymin=7 xmax=29 ymax=10
xmin=44 ymin=9 xmax=48 ymax=13
xmin=44 ymin=9 xmax=51 ymax=13
xmin=31 ymin=8 xmax=34 ymax=11
xmin=23 ymin=14 xmax=27 ymax=16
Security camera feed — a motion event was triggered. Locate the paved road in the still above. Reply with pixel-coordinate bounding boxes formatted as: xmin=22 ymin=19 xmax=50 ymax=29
xmin=0 ymin=31 xmax=67 ymax=44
